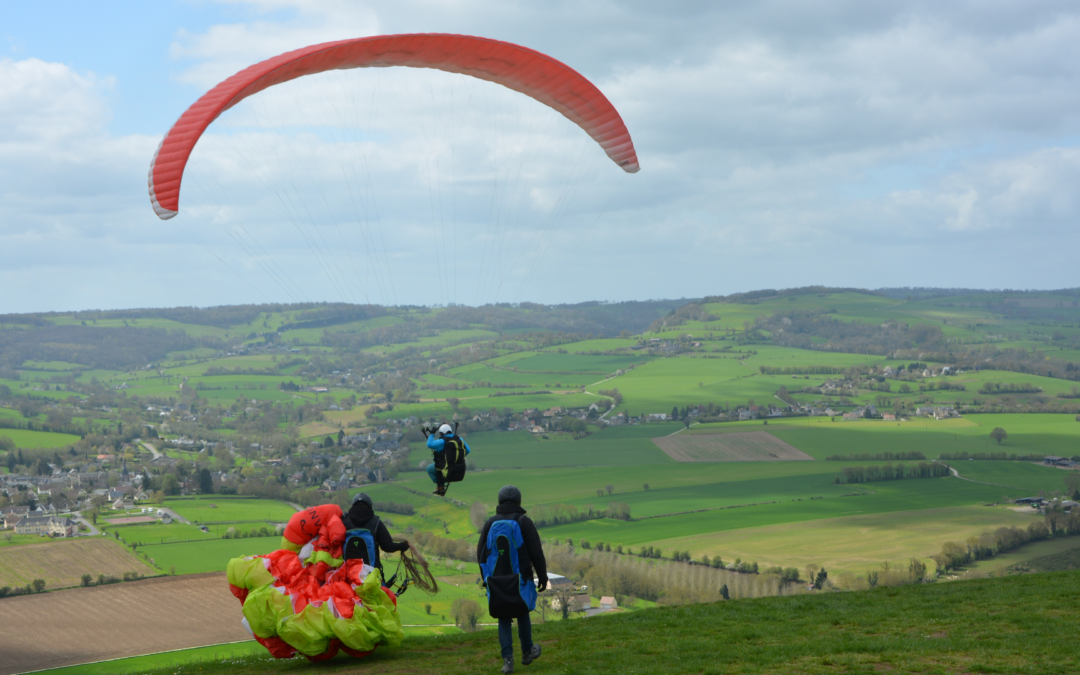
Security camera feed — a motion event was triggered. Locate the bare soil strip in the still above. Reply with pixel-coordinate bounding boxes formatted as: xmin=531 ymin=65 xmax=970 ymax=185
xmin=653 ymin=431 xmax=814 ymax=462
xmin=0 ymin=572 xmax=250 ymax=675
xmin=0 ymin=537 xmax=154 ymax=589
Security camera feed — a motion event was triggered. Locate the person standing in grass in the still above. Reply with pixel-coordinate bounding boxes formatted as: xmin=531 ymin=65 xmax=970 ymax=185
xmin=477 ymin=485 xmax=548 ymax=674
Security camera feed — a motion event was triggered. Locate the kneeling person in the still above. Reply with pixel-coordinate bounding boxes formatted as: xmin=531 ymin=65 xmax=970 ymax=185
xmin=342 ymin=493 xmax=409 ymax=572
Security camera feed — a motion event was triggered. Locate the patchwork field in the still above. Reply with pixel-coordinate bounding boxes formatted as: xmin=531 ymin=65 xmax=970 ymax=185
xmin=0 ymin=573 xmax=250 ymax=675
xmin=650 ymin=505 xmax=1043 ymax=573
xmin=539 ymin=477 xmax=1021 ymax=566
xmin=0 ymin=538 xmax=155 ymax=589
xmin=654 ymin=431 xmax=813 ymax=462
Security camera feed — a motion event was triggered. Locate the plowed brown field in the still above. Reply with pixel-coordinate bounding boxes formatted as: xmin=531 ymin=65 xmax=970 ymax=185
xmin=0 ymin=572 xmax=250 ymax=675
xmin=653 ymin=431 xmax=813 ymax=462
xmin=0 ymin=537 xmax=154 ymax=589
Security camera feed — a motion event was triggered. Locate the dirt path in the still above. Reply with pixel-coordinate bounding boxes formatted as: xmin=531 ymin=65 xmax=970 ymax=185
xmin=935 ymin=460 xmax=1013 ymax=489
xmin=0 ymin=572 xmax=250 ymax=675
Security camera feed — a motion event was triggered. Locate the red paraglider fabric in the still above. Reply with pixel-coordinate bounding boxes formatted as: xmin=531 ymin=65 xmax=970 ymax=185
xmin=148 ymin=33 xmax=639 ymax=219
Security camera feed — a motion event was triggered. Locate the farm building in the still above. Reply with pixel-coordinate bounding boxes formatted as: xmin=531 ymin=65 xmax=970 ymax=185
xmin=545 ymin=573 xmax=574 ymax=589
xmin=14 ymin=516 xmax=77 ymax=537
xmin=551 ymin=594 xmax=591 ymax=612
xmin=1044 ymin=456 xmax=1078 ymax=467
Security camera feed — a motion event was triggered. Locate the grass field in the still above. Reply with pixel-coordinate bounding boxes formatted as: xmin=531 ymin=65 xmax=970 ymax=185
xmin=0 ymin=537 xmax=155 ymax=588
xmin=654 ymin=431 xmax=813 ymax=462
xmin=953 ymin=460 xmax=1074 ymax=494
xmin=657 ymin=505 xmax=1042 ymax=573
xmin=31 ymin=570 xmax=1080 ymax=675
xmin=1012 ymin=543 xmax=1080 ymax=573
xmin=138 ymin=537 xmax=283 ymax=574
xmin=540 ymin=477 xmax=1020 ymax=551
xmin=679 ymin=413 xmax=1080 ymax=460
xmin=961 ymin=535 xmax=1080 ymax=577
xmin=401 ymin=460 xmax=857 ymax=508
xmin=506 ymin=353 xmax=651 ymax=373
xmin=0 ymin=428 xmax=81 ymax=448
xmin=104 ymin=522 xmax=218 ymax=544
xmin=165 ymin=497 xmax=297 ymax=524
xmin=419 ymin=435 xmax=674 ymax=470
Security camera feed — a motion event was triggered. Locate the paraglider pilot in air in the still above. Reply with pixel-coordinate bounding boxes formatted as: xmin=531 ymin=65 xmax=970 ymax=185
xmin=423 ymin=423 xmax=470 ymax=496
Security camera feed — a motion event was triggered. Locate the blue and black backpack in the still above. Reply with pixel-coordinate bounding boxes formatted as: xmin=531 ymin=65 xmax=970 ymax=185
xmin=343 ymin=515 xmax=381 ymax=570
xmin=480 ymin=515 xmax=537 ymax=619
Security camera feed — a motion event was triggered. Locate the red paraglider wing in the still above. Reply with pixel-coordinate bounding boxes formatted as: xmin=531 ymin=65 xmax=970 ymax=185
xmin=149 ymin=33 xmax=640 ymax=219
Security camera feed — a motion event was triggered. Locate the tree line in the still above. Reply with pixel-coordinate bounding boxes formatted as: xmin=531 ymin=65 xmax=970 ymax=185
xmin=825 ymin=451 xmax=926 ymax=461
xmin=834 ymin=462 xmax=951 ymax=484
xmin=529 ymin=502 xmax=631 ymax=528
xmin=979 ymin=381 xmax=1043 ymax=394
xmin=937 ymin=451 xmax=1048 ymax=461
xmin=759 ymin=365 xmax=847 ymax=375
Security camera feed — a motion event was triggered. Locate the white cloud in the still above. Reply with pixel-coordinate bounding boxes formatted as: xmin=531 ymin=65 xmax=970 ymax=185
xmin=4 ymin=2 xmax=1080 ymax=312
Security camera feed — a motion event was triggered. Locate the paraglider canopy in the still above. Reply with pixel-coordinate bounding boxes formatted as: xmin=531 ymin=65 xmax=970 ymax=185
xmin=149 ymin=33 xmax=640 ymax=219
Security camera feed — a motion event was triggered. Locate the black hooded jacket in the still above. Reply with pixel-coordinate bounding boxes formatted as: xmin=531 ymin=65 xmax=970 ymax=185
xmin=476 ymin=502 xmax=547 ymax=586
xmin=343 ymin=501 xmax=409 ymax=554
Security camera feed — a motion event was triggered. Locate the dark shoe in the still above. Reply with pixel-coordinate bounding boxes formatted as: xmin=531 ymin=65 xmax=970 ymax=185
xmin=522 ymin=644 xmax=541 ymax=665
xmin=501 ymin=657 xmax=514 ymax=673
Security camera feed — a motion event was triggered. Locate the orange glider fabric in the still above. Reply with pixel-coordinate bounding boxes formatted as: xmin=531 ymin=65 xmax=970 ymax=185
xmin=148 ymin=33 xmax=639 ymax=219
xmin=283 ymin=504 xmax=344 ymax=547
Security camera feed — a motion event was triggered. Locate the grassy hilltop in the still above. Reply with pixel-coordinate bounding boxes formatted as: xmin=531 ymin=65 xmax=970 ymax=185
xmin=47 ymin=570 xmax=1080 ymax=675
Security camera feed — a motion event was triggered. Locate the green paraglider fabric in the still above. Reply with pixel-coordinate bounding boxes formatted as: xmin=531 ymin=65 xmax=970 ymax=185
xmin=242 ymin=585 xmax=294 ymax=638
xmin=229 ymin=544 xmax=403 ymax=659
xmin=277 ymin=603 xmax=334 ymax=656
xmin=227 ymin=555 xmax=274 ymax=592
xmin=309 ymin=550 xmax=344 ymax=568
xmin=332 ymin=569 xmax=404 ymax=651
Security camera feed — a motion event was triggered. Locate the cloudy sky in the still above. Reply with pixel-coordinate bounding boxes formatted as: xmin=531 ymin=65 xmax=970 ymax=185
xmin=3 ymin=1 xmax=1079 ymax=313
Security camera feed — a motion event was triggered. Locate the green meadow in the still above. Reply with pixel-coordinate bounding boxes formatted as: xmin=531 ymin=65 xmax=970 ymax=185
xmin=666 ymin=505 xmax=1044 ymax=573
xmin=165 ymin=497 xmax=297 ymax=524
xmin=139 ymin=537 xmax=283 ymax=574
xmin=0 ymin=428 xmax=81 ymax=448
xmin=540 ymin=477 xmax=1017 ymax=549
xmin=36 ymin=570 xmax=1080 ymax=675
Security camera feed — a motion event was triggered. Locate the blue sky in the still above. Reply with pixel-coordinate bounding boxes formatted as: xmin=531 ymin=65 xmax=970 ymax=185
xmin=2 ymin=1 xmax=1080 ymax=312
